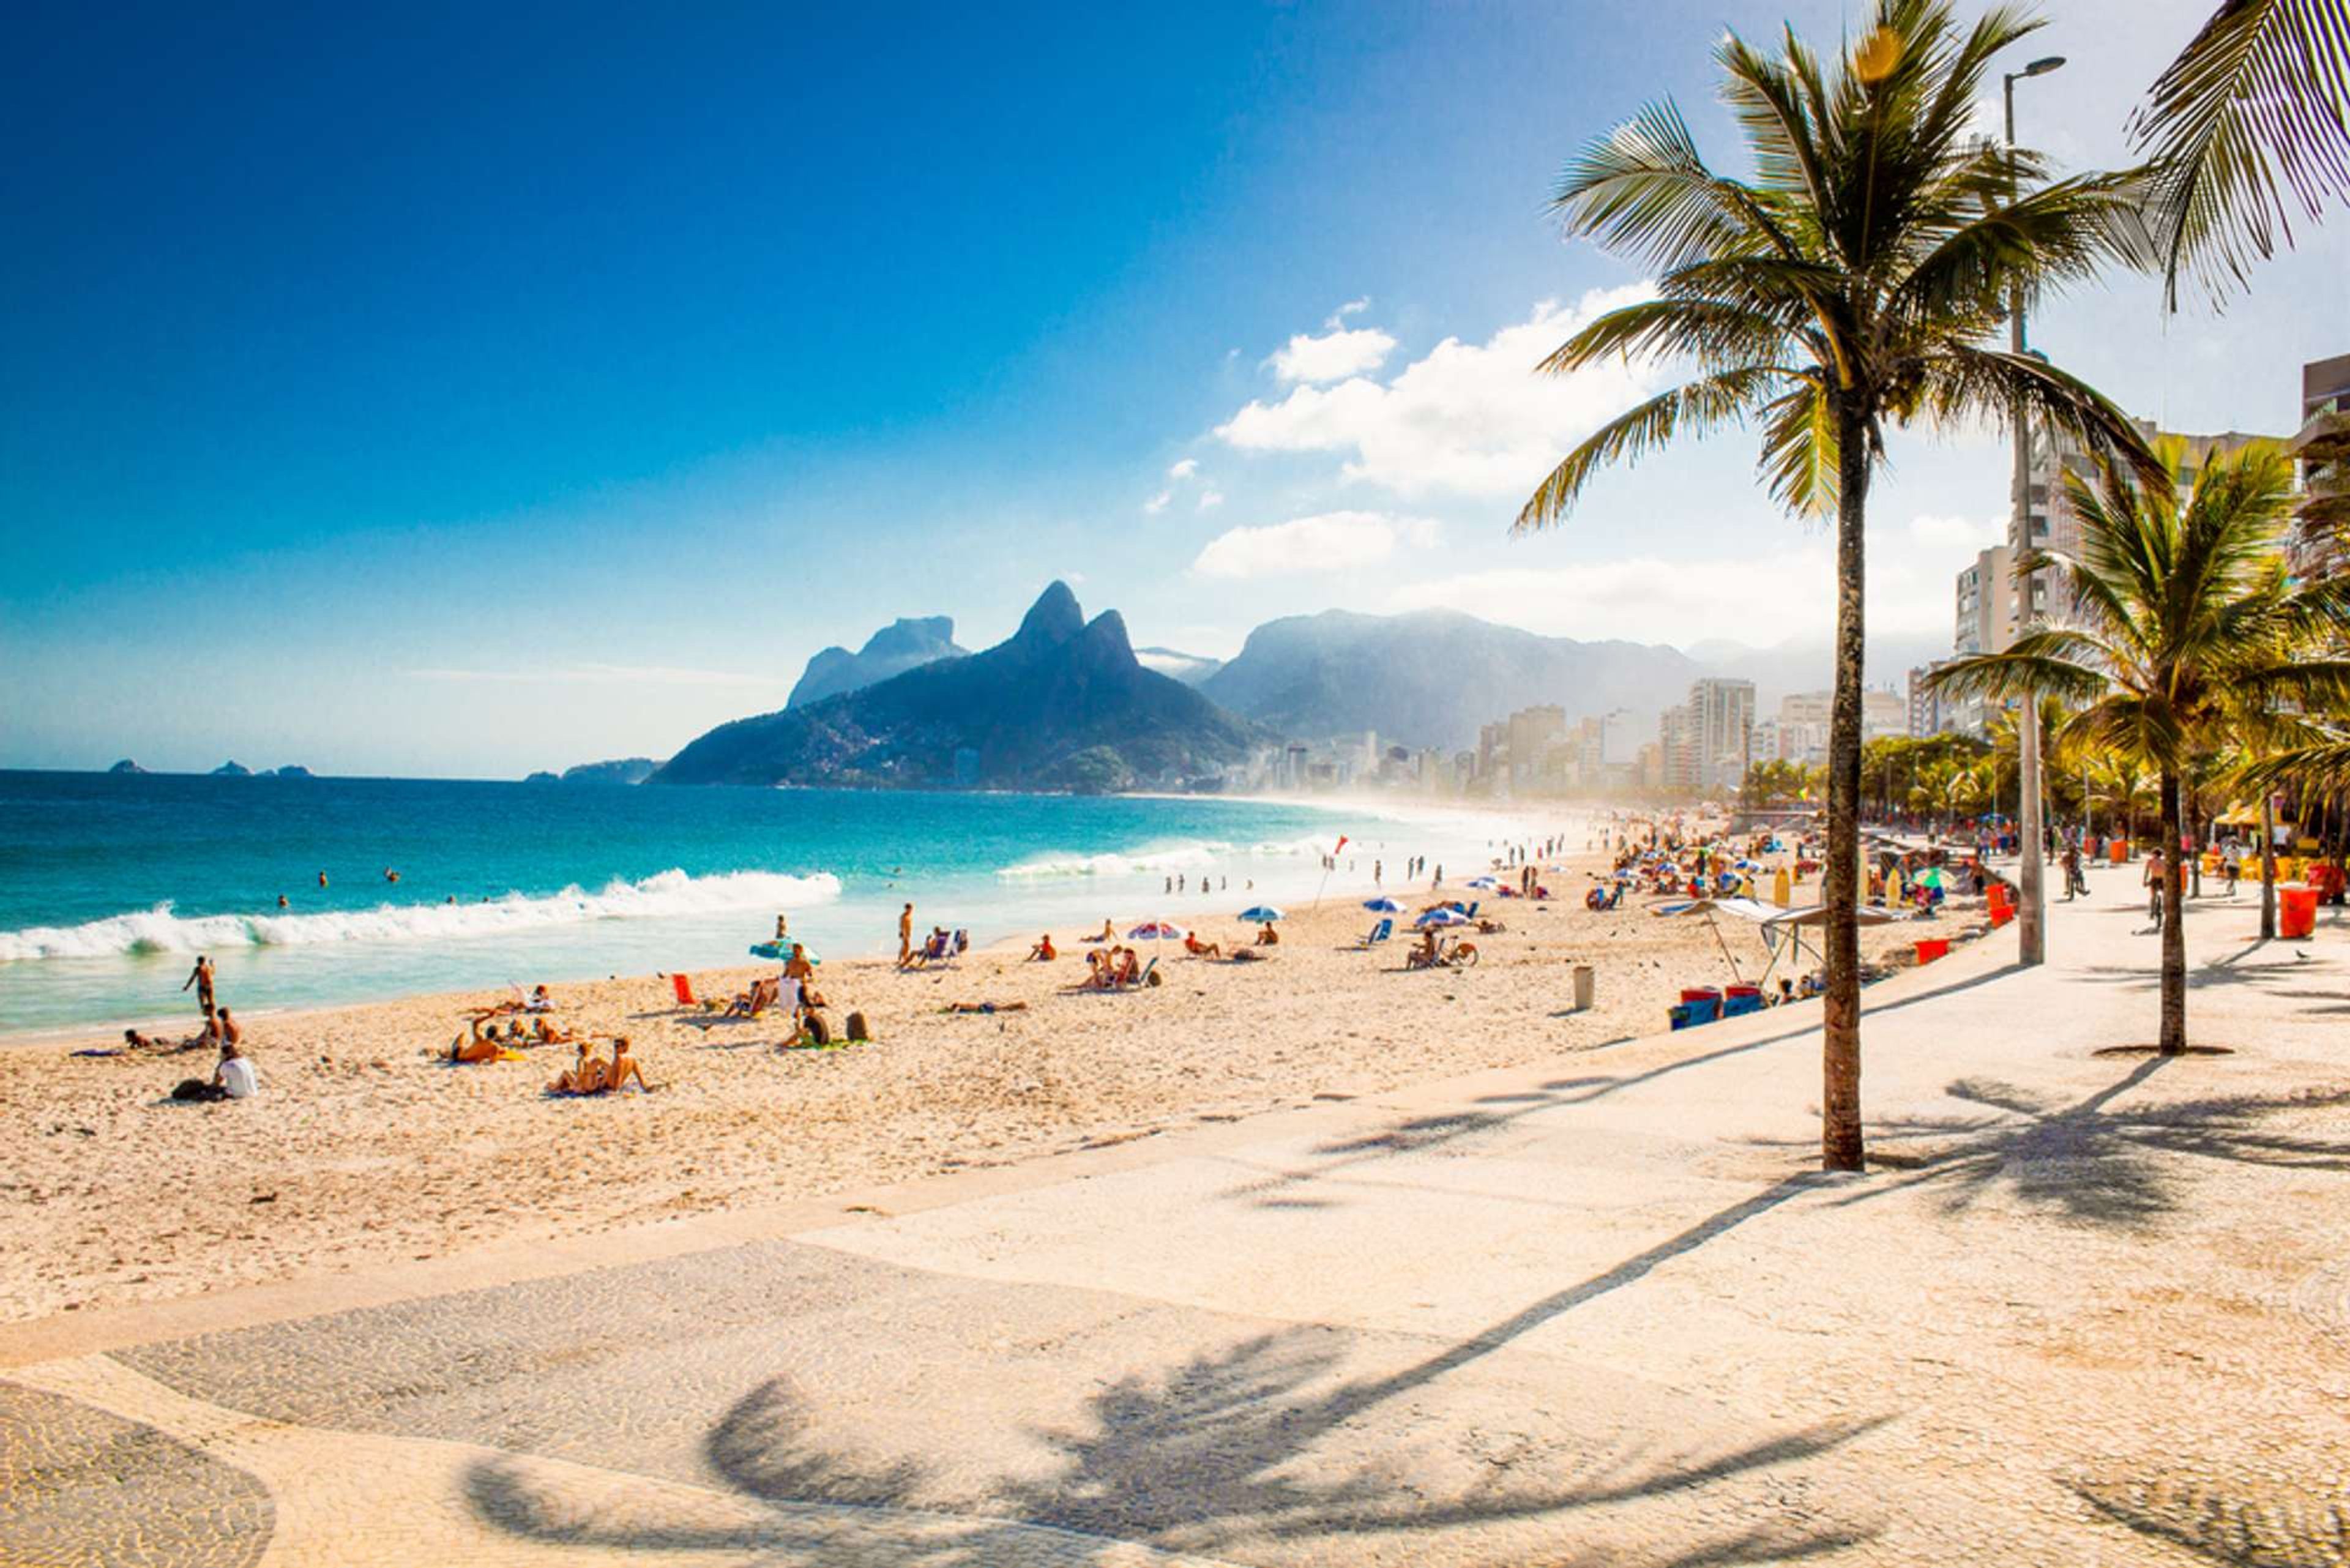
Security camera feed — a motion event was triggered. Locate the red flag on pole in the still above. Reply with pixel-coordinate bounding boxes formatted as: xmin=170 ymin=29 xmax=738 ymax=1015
xmin=1334 ymin=835 xmax=1349 ymax=854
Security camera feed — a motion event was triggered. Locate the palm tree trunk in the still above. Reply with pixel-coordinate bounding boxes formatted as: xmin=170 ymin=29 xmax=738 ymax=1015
xmin=2259 ymin=794 xmax=2278 ymax=939
xmin=2160 ymin=768 xmax=2187 ymax=1054
xmin=1821 ymin=404 xmax=1868 ymax=1173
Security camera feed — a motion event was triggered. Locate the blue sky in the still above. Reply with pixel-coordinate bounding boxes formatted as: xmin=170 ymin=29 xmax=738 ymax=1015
xmin=6 ymin=0 xmax=2345 ymax=777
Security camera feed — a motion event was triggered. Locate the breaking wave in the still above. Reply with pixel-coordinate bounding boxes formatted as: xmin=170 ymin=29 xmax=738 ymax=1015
xmin=995 ymin=834 xmax=1335 ymax=881
xmin=0 ymin=868 xmax=841 ymax=963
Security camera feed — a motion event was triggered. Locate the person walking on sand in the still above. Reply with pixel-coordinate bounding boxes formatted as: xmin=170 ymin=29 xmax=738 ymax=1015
xmin=898 ymin=903 xmax=914 ymax=966
xmin=182 ymin=955 xmax=216 ymax=1018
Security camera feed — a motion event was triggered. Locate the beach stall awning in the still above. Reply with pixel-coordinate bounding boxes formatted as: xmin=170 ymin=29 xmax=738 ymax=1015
xmin=1762 ymin=903 xmax=1899 ymax=929
xmin=2214 ymin=803 xmax=2264 ymax=827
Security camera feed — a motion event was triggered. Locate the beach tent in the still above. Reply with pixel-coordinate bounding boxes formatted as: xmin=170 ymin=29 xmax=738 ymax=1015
xmin=1649 ymin=896 xmax=1784 ymax=980
xmin=1238 ymin=905 xmax=1285 ymax=923
xmin=1759 ymin=903 xmax=1898 ymax=987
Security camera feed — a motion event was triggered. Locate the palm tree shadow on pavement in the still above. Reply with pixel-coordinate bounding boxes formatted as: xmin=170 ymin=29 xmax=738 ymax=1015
xmin=1779 ymin=1058 xmax=2350 ymax=1231
xmin=464 ymin=1309 xmax=1884 ymax=1566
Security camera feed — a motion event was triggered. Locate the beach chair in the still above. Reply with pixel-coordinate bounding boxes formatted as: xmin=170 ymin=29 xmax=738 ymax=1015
xmin=671 ymin=973 xmax=698 ymax=1007
xmin=1358 ymin=917 xmax=1393 ymax=947
xmin=1133 ymin=956 xmax=1157 ymax=989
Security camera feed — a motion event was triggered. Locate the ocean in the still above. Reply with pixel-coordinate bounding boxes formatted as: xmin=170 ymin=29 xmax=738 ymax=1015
xmin=0 ymin=771 xmax=1528 ymax=1036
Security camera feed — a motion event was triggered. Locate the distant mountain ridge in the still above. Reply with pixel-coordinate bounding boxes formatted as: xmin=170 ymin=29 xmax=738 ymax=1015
xmin=786 ymin=616 xmax=967 ymax=708
xmin=558 ymin=756 xmax=660 ymax=785
xmin=1134 ymin=646 xmax=1225 ymax=687
xmin=654 ymin=583 xmax=1266 ymax=791
xmin=1201 ymin=610 xmax=1703 ymax=752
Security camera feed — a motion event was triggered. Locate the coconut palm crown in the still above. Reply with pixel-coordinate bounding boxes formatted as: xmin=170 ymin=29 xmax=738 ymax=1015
xmin=1927 ymin=439 xmax=2350 ymax=1053
xmin=1517 ymin=0 xmax=2162 ymax=1170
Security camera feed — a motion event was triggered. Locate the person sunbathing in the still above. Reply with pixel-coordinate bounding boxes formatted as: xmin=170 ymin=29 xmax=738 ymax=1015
xmin=1029 ymin=934 xmax=1057 ymax=961
xmin=450 ymin=1017 xmax=506 ymax=1064
xmin=525 ymin=985 xmax=554 ymax=1012
xmin=603 ymin=1036 xmax=654 ymax=1092
xmin=548 ymin=1040 xmax=603 ymax=1094
xmin=725 ymin=977 xmax=780 ymax=1017
xmin=1089 ymin=919 xmax=1114 ymax=944
xmin=1184 ymin=931 xmax=1223 ymax=958
xmin=948 ymin=999 xmax=1030 ymax=1014
xmin=1256 ymin=923 xmax=1280 ymax=946
xmin=1114 ymin=949 xmax=1141 ymax=985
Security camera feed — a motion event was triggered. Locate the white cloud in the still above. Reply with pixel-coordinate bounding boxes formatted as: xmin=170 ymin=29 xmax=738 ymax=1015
xmin=1143 ymin=490 xmax=1173 ymax=515
xmin=1908 ymin=512 xmax=2004 ymax=552
xmin=1196 ymin=488 xmax=1225 ymax=512
xmin=1166 ymin=458 xmax=1199 ymax=481
xmin=1267 ymin=325 xmax=1399 ymax=385
xmin=1218 ymin=283 xmax=1662 ymax=498
xmin=1390 ymin=518 xmax=1961 ymax=644
xmin=1326 ymin=297 xmax=1370 ymax=326
xmin=1192 ymin=511 xmax=1442 ymax=580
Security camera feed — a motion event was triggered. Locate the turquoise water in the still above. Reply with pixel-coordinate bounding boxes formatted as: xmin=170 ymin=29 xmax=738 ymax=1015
xmin=0 ymin=772 xmax=1505 ymax=1035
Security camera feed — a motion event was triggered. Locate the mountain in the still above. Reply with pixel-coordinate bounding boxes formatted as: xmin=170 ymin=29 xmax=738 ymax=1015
xmin=1201 ymin=609 xmax=1703 ymax=752
xmin=1135 ymin=646 xmax=1225 ymax=687
xmin=106 ymin=759 xmax=146 ymax=775
xmin=211 ymin=760 xmax=252 ymax=777
xmin=266 ymin=765 xmax=315 ymax=778
xmin=654 ymin=583 xmax=1266 ymax=792
xmin=786 ymin=615 xmax=967 ymax=708
xmin=559 ymin=756 xmax=660 ymax=785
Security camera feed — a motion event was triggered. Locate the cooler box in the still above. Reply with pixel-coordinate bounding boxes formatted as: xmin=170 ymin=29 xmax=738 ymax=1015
xmin=1680 ymin=986 xmax=1722 ymax=1006
xmin=2280 ymin=884 xmax=2319 ymax=940
xmin=1915 ymin=938 xmax=1950 ymax=965
xmin=1723 ymin=984 xmax=1764 ymax=1018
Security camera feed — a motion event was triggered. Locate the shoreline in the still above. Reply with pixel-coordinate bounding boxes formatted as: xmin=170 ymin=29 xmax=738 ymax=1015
xmin=1 ymin=825 xmax=1980 ymax=1324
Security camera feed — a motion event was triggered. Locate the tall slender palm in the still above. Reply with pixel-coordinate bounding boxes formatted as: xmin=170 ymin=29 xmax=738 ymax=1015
xmin=1516 ymin=0 xmax=2158 ymax=1170
xmin=1927 ymin=440 xmax=2349 ymax=1053
xmin=2132 ymin=0 xmax=2350 ymax=307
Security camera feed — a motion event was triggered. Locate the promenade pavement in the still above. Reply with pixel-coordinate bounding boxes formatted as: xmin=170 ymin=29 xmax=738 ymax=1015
xmin=6 ymin=868 xmax=2346 ymax=1566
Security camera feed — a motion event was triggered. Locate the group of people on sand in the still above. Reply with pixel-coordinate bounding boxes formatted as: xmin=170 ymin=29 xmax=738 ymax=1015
xmin=157 ymin=955 xmax=258 ymax=1101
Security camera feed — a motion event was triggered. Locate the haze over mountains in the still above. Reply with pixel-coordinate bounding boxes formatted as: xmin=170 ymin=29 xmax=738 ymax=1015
xmin=654 ymin=584 xmax=1263 ymax=791
xmin=634 ymin=589 xmax=1946 ymax=789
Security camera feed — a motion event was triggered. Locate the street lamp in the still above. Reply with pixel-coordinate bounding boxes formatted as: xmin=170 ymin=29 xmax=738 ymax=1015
xmin=2004 ymin=53 xmax=2063 ymax=966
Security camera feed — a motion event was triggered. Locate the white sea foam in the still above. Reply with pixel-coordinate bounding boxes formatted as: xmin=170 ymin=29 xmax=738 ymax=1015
xmin=0 ymin=868 xmax=841 ymax=963
xmin=994 ymin=833 xmax=1338 ymax=881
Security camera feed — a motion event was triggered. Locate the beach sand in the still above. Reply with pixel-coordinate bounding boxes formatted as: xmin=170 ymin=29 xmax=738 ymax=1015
xmin=2 ymin=849 xmax=1961 ymax=1322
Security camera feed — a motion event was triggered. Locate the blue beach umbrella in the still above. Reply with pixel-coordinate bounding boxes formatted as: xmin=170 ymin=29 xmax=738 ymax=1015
xmin=1239 ymin=905 xmax=1285 ymax=923
xmin=1362 ymin=896 xmax=1402 ymax=913
xmin=1414 ymin=907 xmax=1468 ymax=928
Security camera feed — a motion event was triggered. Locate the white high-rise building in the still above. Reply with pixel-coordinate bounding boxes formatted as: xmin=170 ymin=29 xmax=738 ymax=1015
xmin=1686 ymin=678 xmax=1755 ymax=794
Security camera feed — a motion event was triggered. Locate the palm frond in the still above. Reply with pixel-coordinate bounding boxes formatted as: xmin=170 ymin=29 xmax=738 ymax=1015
xmin=2130 ymin=0 xmax=2350 ymax=307
xmin=1515 ymin=368 xmax=1785 ymax=532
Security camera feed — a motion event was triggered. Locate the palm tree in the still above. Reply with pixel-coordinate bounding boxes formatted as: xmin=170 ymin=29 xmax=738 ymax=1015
xmin=1927 ymin=439 xmax=2348 ymax=1053
xmin=1516 ymin=0 xmax=2160 ymax=1170
xmin=2131 ymin=0 xmax=2350 ymax=307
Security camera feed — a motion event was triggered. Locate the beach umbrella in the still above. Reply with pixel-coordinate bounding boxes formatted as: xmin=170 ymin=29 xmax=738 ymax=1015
xmin=1466 ymin=876 xmax=1500 ymax=889
xmin=1125 ymin=920 xmax=1188 ymax=941
xmin=748 ymin=944 xmax=821 ymax=964
xmin=1239 ymin=905 xmax=1285 ymax=923
xmin=1414 ymin=907 xmax=1468 ymax=928
xmin=1362 ymin=896 xmax=1402 ymax=913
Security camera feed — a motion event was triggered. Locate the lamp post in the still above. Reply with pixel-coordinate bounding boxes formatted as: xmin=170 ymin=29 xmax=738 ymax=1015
xmin=2005 ymin=53 xmax=2064 ymax=966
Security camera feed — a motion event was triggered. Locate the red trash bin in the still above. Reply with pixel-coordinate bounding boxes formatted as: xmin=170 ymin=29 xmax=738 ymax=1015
xmin=2280 ymin=884 xmax=2319 ymax=939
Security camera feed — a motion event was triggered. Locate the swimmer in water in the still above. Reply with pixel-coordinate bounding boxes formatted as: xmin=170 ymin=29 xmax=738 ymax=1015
xmin=318 ymin=870 xmax=329 ymax=889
